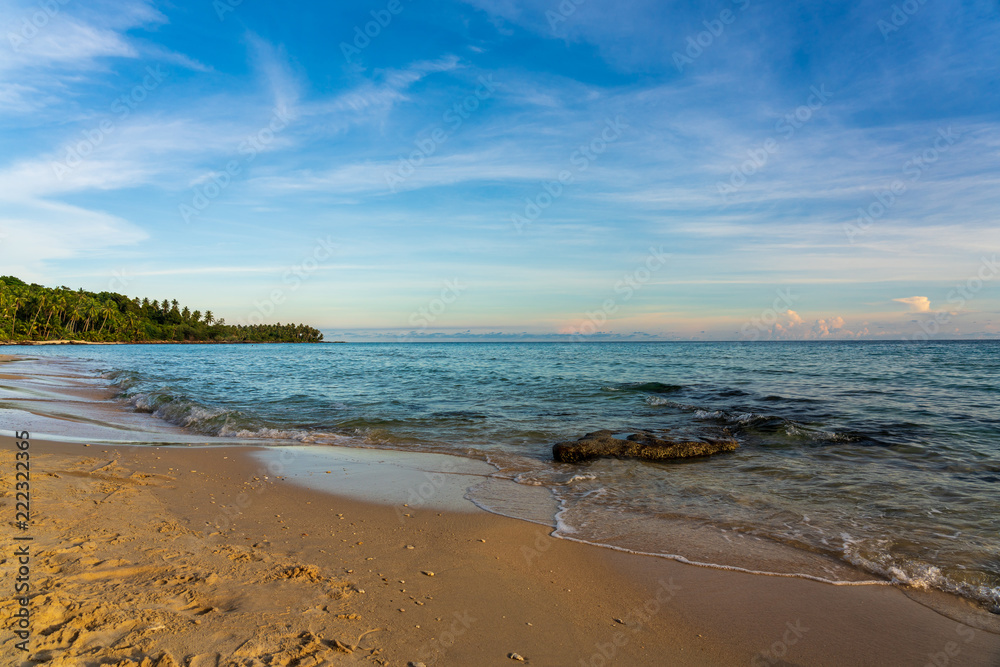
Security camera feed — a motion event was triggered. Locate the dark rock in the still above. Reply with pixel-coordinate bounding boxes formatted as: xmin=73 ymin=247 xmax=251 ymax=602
xmin=552 ymin=429 xmax=737 ymax=464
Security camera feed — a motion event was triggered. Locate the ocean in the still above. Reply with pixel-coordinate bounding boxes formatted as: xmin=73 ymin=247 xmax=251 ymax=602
xmin=7 ymin=341 xmax=999 ymax=613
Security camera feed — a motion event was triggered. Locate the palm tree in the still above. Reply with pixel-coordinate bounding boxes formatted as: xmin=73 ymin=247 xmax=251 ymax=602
xmin=67 ymin=297 xmax=84 ymax=334
xmin=59 ymin=290 xmax=73 ymax=332
xmin=42 ymin=292 xmax=65 ymax=338
xmin=126 ymin=312 xmax=141 ymax=341
xmin=7 ymin=289 xmax=25 ymax=340
xmin=82 ymin=299 xmax=100 ymax=333
xmin=97 ymin=302 xmax=117 ymax=335
xmin=0 ymin=298 xmax=9 ymax=342
xmin=27 ymin=292 xmax=49 ymax=339
xmin=107 ymin=311 xmax=123 ymax=338
xmin=204 ymin=311 xmax=214 ymax=325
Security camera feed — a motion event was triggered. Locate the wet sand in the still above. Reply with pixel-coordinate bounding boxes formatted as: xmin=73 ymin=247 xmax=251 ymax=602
xmin=1 ymin=355 xmax=999 ymax=665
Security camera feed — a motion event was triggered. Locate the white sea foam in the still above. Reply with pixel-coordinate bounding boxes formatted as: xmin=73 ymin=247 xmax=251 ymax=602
xmin=840 ymin=533 xmax=1000 ymax=612
xmin=548 ymin=530 xmax=892 ymax=587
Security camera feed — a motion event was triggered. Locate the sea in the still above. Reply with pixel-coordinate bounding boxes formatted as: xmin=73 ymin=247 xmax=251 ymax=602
xmin=6 ymin=341 xmax=999 ymax=614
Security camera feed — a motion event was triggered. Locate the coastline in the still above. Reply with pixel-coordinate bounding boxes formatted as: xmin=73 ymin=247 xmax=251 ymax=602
xmin=1 ymin=355 xmax=999 ymax=665
xmin=5 ymin=439 xmax=1000 ymax=665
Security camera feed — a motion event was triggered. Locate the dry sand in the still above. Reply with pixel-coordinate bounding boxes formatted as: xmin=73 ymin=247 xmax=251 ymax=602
xmin=1 ymin=355 xmax=999 ymax=666
xmin=2 ymin=440 xmax=998 ymax=666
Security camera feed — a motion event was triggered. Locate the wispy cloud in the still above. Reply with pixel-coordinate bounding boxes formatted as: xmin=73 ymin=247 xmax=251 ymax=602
xmin=0 ymin=199 xmax=147 ymax=278
xmin=1 ymin=0 xmax=998 ymax=337
xmin=0 ymin=0 xmax=204 ymax=116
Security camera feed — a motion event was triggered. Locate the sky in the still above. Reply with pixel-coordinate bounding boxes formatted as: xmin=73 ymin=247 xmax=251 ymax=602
xmin=1 ymin=0 xmax=998 ymax=341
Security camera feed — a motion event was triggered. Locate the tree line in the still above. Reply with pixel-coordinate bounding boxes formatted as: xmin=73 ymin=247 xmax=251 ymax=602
xmin=0 ymin=276 xmax=324 ymax=344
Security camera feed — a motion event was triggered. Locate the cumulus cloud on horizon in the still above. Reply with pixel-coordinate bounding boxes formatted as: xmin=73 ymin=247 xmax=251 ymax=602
xmin=894 ymin=296 xmax=932 ymax=313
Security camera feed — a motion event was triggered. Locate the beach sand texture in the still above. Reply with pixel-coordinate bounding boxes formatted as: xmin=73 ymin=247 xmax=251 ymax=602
xmin=1 ymin=355 xmax=999 ymax=666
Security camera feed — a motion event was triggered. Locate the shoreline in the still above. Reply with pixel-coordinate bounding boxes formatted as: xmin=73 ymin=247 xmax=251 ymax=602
xmin=4 ymin=438 xmax=1000 ymax=665
xmin=0 ymin=352 xmax=942 ymax=592
xmin=1 ymin=354 xmax=999 ymax=664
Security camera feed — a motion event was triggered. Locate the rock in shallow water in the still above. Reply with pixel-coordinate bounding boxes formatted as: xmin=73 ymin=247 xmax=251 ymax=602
xmin=552 ymin=429 xmax=737 ymax=464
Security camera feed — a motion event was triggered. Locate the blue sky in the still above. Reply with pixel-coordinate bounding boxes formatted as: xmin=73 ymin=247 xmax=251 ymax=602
xmin=1 ymin=0 xmax=998 ymax=340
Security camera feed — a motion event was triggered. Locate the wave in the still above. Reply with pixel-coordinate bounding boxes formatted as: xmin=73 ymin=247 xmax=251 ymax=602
xmin=97 ymin=359 xmax=999 ymax=616
xmin=120 ymin=388 xmax=341 ymax=444
xmin=685 ymin=407 xmax=862 ymax=444
xmin=605 ymin=381 xmax=684 ymax=393
xmin=547 ymin=494 xmax=890 ymax=587
xmin=841 ymin=534 xmax=1000 ymax=613
xmin=644 ymin=395 xmax=679 ymax=406
xmin=480 ymin=460 xmax=1000 ymax=615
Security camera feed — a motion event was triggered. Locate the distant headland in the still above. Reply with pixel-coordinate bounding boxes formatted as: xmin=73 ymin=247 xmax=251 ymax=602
xmin=0 ymin=275 xmax=323 ymax=344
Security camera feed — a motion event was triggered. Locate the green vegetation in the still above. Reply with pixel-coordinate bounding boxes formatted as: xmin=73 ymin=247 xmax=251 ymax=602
xmin=0 ymin=276 xmax=323 ymax=344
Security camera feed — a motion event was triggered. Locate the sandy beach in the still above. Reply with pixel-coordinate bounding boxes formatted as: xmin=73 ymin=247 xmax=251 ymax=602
xmin=4 ymin=0 xmax=997 ymax=660
xmin=2 ymin=354 xmax=999 ymax=666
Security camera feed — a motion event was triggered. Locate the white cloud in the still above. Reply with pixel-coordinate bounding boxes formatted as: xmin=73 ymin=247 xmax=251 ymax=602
xmin=0 ymin=41 xmax=456 ymax=202
xmin=2 ymin=16 xmax=137 ymax=67
xmin=0 ymin=200 xmax=147 ymax=278
xmin=894 ymin=296 xmax=932 ymax=312
xmin=249 ymin=146 xmax=554 ymax=196
xmin=245 ymin=32 xmax=302 ymax=119
xmin=0 ymin=0 xmax=200 ymax=114
xmin=0 ymin=34 xmax=468 ymax=279
xmin=763 ymin=310 xmax=860 ymax=340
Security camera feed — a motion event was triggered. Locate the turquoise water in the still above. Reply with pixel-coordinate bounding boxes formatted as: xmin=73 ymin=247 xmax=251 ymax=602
xmin=10 ymin=341 xmax=1000 ymax=612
